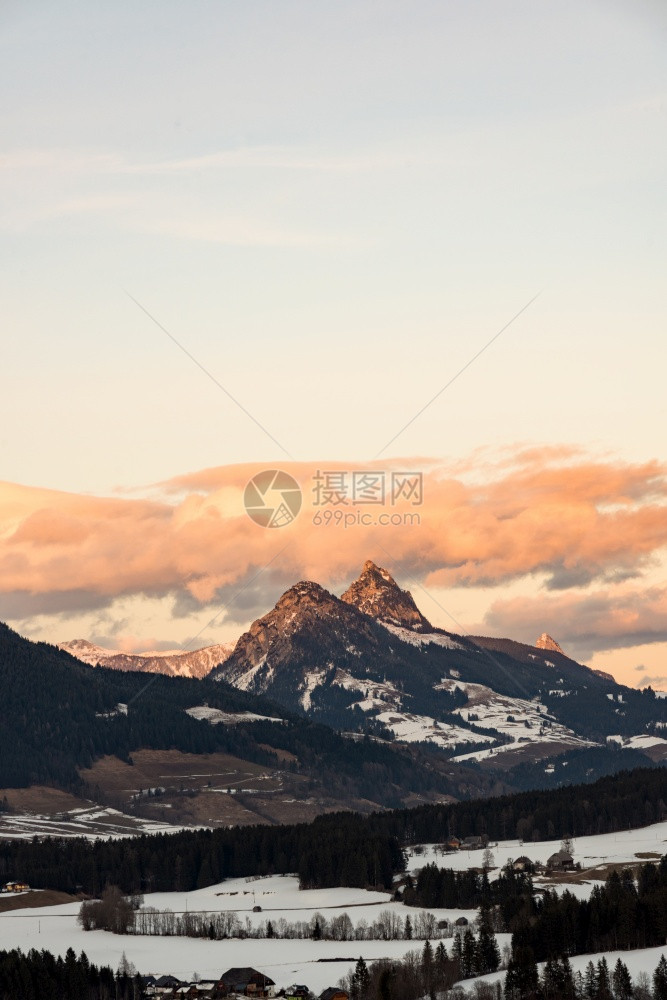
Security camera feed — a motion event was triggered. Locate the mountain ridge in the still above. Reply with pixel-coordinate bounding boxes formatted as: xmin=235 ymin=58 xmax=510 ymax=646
xmin=212 ymin=561 xmax=667 ymax=773
xmin=58 ymin=638 xmax=234 ymax=679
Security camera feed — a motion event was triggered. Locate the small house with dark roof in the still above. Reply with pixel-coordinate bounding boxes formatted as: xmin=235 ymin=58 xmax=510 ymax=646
xmin=218 ymin=969 xmax=276 ymax=998
xmin=546 ymin=850 xmax=574 ymax=871
xmin=512 ymin=855 xmax=534 ymax=872
xmin=320 ymin=989 xmax=349 ymax=1000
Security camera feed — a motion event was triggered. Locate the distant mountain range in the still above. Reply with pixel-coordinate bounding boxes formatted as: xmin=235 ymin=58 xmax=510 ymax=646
xmin=58 ymin=638 xmax=234 ymax=679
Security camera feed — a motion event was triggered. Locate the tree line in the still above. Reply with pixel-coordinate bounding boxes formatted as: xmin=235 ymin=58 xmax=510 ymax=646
xmin=345 ymin=949 xmax=667 ymax=1000
xmin=2 ymin=766 xmax=667 ymax=896
xmin=78 ymin=885 xmax=451 ymax=942
xmin=0 ymin=812 xmax=403 ymax=894
xmin=0 ymin=947 xmax=144 ymax=1000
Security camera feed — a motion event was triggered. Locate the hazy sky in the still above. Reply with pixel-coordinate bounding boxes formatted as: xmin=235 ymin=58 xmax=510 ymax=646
xmin=1 ymin=1 xmax=666 ymax=686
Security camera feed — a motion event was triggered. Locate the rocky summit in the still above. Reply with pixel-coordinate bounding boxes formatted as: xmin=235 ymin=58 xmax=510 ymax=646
xmin=341 ymin=559 xmax=433 ymax=632
xmin=535 ymin=633 xmax=565 ymax=655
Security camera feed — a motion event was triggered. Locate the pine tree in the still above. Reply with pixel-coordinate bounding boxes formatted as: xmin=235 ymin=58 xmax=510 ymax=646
xmin=505 ymin=946 xmax=539 ymax=1000
xmin=612 ymin=958 xmax=633 ymax=1000
xmin=654 ymin=955 xmax=667 ymax=1000
xmin=351 ymin=957 xmax=370 ymax=1000
xmin=404 ymin=914 xmax=412 ymax=939
xmin=461 ymin=927 xmax=476 ymax=979
xmin=596 ymin=957 xmax=613 ymax=1000
xmin=422 ymin=940 xmax=434 ymax=1000
xmin=559 ymin=956 xmax=577 ymax=1000
xmin=584 ymin=960 xmax=597 ymax=1000
xmin=451 ymin=929 xmax=463 ymax=971
xmin=477 ymin=907 xmax=500 ymax=974
xmin=378 ymin=965 xmax=394 ymax=1000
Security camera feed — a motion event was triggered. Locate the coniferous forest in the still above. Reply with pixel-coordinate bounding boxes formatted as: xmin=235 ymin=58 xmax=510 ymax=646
xmin=0 ymin=947 xmax=142 ymax=1000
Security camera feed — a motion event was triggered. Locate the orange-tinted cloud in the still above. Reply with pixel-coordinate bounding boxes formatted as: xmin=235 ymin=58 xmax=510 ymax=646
xmin=1 ymin=452 xmax=666 ymax=641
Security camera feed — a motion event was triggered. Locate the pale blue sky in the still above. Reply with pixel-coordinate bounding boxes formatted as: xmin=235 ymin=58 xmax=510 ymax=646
xmin=1 ymin=1 xmax=666 ymax=492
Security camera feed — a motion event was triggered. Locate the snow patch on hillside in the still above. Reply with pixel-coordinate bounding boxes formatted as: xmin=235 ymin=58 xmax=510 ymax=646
xmin=185 ymin=706 xmax=282 ymax=726
xmin=434 ymin=679 xmax=593 ymax=761
xmin=333 ymin=669 xmax=403 ymax=711
xmin=300 ymin=669 xmax=328 ymax=711
xmin=607 ymin=734 xmax=667 ymax=751
xmin=376 ymin=710 xmax=494 ymax=749
xmin=381 ymin=622 xmax=463 ymax=650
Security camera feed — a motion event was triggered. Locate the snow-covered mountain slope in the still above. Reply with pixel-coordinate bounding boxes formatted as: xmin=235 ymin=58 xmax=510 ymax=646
xmin=59 ymin=638 xmax=234 ymax=679
xmin=438 ymin=679 xmax=593 ymax=761
xmin=210 ymin=561 xmax=667 ymax=778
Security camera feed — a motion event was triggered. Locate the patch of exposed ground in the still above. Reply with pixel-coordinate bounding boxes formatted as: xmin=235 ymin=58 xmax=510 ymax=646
xmin=0 ymin=890 xmax=78 ymax=913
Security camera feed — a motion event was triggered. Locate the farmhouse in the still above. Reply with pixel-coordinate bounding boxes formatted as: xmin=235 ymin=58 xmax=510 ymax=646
xmin=217 ymin=968 xmax=276 ymax=998
xmin=2 ymin=881 xmax=29 ymax=893
xmin=546 ymin=850 xmax=575 ymax=871
xmin=320 ymin=989 xmax=349 ymax=1000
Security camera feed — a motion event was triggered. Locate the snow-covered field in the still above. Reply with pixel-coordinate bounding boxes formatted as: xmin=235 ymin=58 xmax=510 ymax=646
xmin=406 ymin=818 xmax=667 ymax=878
xmin=3 ymin=819 xmax=667 ymax=990
xmin=0 ymin=875 xmax=480 ymax=992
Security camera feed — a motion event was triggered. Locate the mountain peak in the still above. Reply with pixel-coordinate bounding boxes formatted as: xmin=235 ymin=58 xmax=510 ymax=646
xmin=341 ymin=560 xmax=433 ymax=632
xmin=535 ymin=633 xmax=565 ymax=654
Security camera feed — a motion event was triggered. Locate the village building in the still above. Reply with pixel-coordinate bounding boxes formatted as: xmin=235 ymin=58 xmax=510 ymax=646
xmin=217 ymin=968 xmax=276 ymax=998
xmin=320 ymin=989 xmax=349 ymax=1000
xmin=546 ymin=850 xmax=575 ymax=871
xmin=2 ymin=881 xmax=30 ymax=893
xmin=147 ymin=975 xmax=184 ymax=995
xmin=284 ymin=986 xmax=309 ymax=1000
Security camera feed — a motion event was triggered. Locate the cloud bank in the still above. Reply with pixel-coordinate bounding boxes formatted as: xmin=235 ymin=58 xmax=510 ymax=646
xmin=1 ymin=450 xmax=666 ymax=660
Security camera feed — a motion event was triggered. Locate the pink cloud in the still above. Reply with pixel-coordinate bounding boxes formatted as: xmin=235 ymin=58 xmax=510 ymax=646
xmin=1 ymin=452 xmax=666 ymax=648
